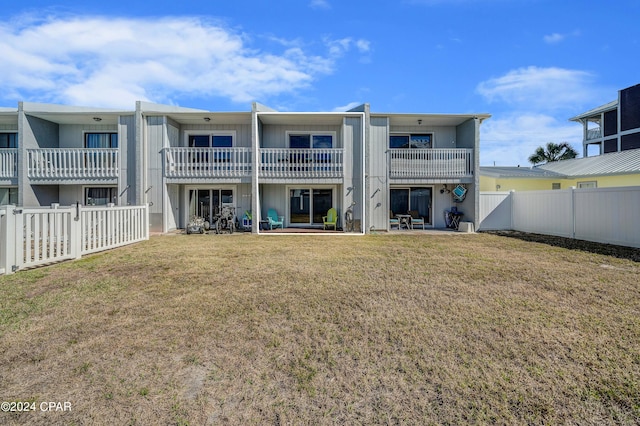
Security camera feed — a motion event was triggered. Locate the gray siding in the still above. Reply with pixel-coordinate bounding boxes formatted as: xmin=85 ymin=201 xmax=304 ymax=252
xmin=119 ymin=114 xmax=136 ymax=206
xmin=261 ymin=124 xmax=342 ymax=148
xmin=145 ymin=116 xmax=165 ymax=231
xmin=59 ymin=124 xmax=118 ymax=148
xmin=368 ymin=117 xmax=388 ymax=230
xmin=180 ymin=123 xmax=252 ymax=147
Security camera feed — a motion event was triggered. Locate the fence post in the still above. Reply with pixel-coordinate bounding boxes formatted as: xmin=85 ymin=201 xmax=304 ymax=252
xmin=69 ymin=203 xmax=82 ymax=260
xmin=509 ymin=190 xmax=515 ymax=231
xmin=570 ymin=187 xmax=576 ymax=239
xmin=2 ymin=206 xmax=17 ymax=275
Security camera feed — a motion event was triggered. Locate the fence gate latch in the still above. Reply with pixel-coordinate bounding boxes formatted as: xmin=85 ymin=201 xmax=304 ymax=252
xmin=12 ymin=265 xmax=19 ymax=272
xmin=13 ymin=209 xmax=23 ymax=215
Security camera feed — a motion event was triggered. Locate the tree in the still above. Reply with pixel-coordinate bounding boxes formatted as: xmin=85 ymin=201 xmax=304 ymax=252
xmin=528 ymin=142 xmax=578 ymax=165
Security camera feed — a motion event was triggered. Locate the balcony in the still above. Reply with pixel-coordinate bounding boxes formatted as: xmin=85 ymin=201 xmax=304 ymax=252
xmin=389 ymin=148 xmax=473 ymax=179
xmin=27 ymin=148 xmax=119 ymax=180
xmin=164 ymin=147 xmax=251 ymax=178
xmin=259 ymin=148 xmax=344 ymax=179
xmin=0 ymin=149 xmax=18 ymax=179
xmin=586 ymin=127 xmax=602 ymax=140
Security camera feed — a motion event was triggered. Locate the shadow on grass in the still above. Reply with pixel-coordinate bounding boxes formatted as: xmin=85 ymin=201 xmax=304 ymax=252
xmin=485 ymin=230 xmax=640 ymax=263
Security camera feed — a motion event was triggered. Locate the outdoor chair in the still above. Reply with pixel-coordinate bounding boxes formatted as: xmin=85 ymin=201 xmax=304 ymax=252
xmin=323 ymin=208 xmax=338 ymax=230
xmin=408 ymin=210 xmax=425 ymax=229
xmin=389 ymin=210 xmax=400 ymax=230
xmin=267 ymin=208 xmax=284 ymax=230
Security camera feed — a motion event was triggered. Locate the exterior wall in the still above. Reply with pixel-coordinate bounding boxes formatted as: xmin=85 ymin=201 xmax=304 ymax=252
xmin=20 ymin=114 xmax=59 ymax=206
xmin=368 ymin=117 xmax=388 ymax=230
xmin=480 ymin=173 xmax=640 ymax=191
xmin=343 ymin=116 xmax=363 ymax=230
xmin=120 ymin=114 xmax=137 ymax=206
xmin=456 ymin=118 xmax=479 ymax=228
xmin=145 ymin=116 xmax=165 ymax=232
xmin=59 ymin=123 xmax=117 ymax=148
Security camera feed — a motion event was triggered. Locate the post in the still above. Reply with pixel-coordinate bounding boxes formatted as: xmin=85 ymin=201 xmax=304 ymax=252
xmin=1 ymin=206 xmax=17 ymax=274
xmin=69 ymin=203 xmax=82 ymax=260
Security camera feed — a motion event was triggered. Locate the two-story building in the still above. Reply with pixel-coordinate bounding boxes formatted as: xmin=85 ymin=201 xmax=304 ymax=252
xmin=0 ymin=100 xmax=490 ymax=233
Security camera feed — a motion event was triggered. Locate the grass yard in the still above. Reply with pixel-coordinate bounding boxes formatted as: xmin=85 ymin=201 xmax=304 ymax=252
xmin=1 ymin=233 xmax=639 ymax=425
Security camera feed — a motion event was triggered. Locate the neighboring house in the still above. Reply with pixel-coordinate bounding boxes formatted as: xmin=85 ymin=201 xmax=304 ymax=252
xmin=481 ymin=82 xmax=640 ymax=192
xmin=570 ymin=83 xmax=640 ymax=157
xmin=0 ymin=100 xmax=490 ymax=233
xmin=480 ymin=148 xmax=640 ymax=191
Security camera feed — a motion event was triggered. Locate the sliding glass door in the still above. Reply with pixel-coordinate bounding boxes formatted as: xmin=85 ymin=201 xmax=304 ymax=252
xmin=289 ymin=188 xmax=333 ymax=226
xmin=188 ymin=189 xmax=233 ymax=223
xmin=390 ymin=187 xmax=432 ymax=224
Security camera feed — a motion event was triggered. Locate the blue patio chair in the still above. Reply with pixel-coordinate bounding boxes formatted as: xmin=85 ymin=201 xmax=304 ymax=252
xmin=267 ymin=208 xmax=284 ymax=230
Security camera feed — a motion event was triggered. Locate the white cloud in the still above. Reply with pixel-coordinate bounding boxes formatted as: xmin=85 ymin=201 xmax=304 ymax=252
xmin=309 ymin=0 xmax=331 ymax=9
xmin=332 ymin=101 xmax=362 ymax=112
xmin=480 ymin=112 xmax=582 ymax=166
xmin=324 ymin=37 xmax=371 ymax=57
xmin=543 ymin=33 xmax=565 ymax=44
xmin=0 ymin=15 xmax=356 ymax=108
xmin=476 ymin=66 xmax=596 ymax=111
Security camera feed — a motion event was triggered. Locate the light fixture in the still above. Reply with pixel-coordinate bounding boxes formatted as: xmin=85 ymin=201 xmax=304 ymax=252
xmin=93 ymin=117 xmax=102 ymax=122
xmin=203 ymin=117 xmax=211 ymax=122
xmin=417 ymin=119 xmax=422 ymax=125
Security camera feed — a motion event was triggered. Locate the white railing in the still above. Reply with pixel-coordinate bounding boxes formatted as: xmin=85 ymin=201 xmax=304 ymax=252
xmin=0 ymin=204 xmax=149 ymax=275
xmin=27 ymin=148 xmax=119 ymax=179
xmin=260 ymin=148 xmax=344 ymax=178
xmin=389 ymin=148 xmax=473 ymax=178
xmin=0 ymin=148 xmax=18 ymax=178
xmin=164 ymin=147 xmax=251 ymax=178
xmin=587 ymin=127 xmax=602 ymax=140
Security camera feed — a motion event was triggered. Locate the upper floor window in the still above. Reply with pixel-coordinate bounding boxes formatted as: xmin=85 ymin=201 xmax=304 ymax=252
xmin=85 ymin=133 xmax=118 ymax=148
xmin=289 ymin=133 xmax=333 ymax=149
xmin=390 ymin=134 xmax=432 ymax=149
xmin=188 ymin=132 xmax=234 ymax=148
xmin=0 ymin=133 xmax=17 ymax=148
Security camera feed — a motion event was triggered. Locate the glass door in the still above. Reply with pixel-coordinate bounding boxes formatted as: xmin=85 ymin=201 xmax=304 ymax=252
xmin=188 ymin=189 xmax=232 ymax=223
xmin=289 ymin=188 xmax=333 ymax=226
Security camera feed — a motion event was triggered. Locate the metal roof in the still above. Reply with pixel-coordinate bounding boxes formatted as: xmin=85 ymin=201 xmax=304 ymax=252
xmin=479 ymin=166 xmax=566 ymax=178
xmin=538 ymin=148 xmax=640 ymax=177
xmin=569 ymin=100 xmax=617 ymax=122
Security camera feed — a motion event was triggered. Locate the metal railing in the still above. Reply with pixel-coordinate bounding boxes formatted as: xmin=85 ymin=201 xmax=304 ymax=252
xmin=0 ymin=148 xmax=18 ymax=178
xmin=27 ymin=148 xmax=119 ymax=179
xmin=164 ymin=147 xmax=252 ymax=178
xmin=389 ymin=148 xmax=473 ymax=178
xmin=586 ymin=127 xmax=602 ymax=140
xmin=259 ymin=148 xmax=344 ymax=178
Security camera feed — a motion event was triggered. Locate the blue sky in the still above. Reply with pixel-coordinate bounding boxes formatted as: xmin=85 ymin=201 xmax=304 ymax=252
xmin=1 ymin=0 xmax=639 ymax=165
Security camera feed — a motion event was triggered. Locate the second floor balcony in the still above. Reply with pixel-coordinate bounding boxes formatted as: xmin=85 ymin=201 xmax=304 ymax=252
xmin=389 ymin=148 xmax=473 ymax=179
xmin=0 ymin=149 xmax=18 ymax=179
xmin=259 ymin=148 xmax=344 ymax=179
xmin=586 ymin=127 xmax=602 ymax=140
xmin=27 ymin=148 xmax=119 ymax=180
xmin=164 ymin=147 xmax=252 ymax=178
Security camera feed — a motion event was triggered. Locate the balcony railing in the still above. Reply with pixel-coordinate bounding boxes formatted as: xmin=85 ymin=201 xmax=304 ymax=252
xmin=586 ymin=127 xmax=602 ymax=140
xmin=27 ymin=148 xmax=119 ymax=179
xmin=389 ymin=148 xmax=473 ymax=178
xmin=164 ymin=147 xmax=251 ymax=178
xmin=0 ymin=149 xmax=18 ymax=178
xmin=260 ymin=148 xmax=344 ymax=178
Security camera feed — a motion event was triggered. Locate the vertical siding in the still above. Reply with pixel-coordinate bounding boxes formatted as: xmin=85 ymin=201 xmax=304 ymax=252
xmin=181 ymin=123 xmax=252 ymax=147
xmin=145 ymin=116 xmax=164 ymax=231
xmin=512 ymin=190 xmax=574 ymax=238
xmin=59 ymin=124 xmax=118 ymax=148
xmin=369 ymin=117 xmax=388 ymax=230
xmin=261 ymin=124 xmax=341 ymax=148
xmin=344 ymin=117 xmax=362 ymax=225
xmin=119 ymin=115 xmax=136 ymax=206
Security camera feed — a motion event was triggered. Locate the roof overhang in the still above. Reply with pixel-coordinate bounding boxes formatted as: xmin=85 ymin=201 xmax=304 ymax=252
xmin=373 ymin=113 xmax=491 ymax=127
xmin=569 ymin=100 xmax=617 ymax=122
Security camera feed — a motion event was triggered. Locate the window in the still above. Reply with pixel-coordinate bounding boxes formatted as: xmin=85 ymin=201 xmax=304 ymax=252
xmin=578 ymin=181 xmax=597 ymax=189
xmin=390 ymin=134 xmax=432 ymax=149
xmin=188 ymin=133 xmax=234 ymax=147
xmin=188 ymin=189 xmax=234 ymax=223
xmin=552 ymin=183 xmax=561 ymax=190
xmin=0 ymin=133 xmax=17 ymax=148
xmin=85 ymin=187 xmax=117 ymax=205
xmin=0 ymin=187 xmax=17 ymax=205
xmin=288 ymin=133 xmax=333 ymax=149
xmin=85 ymin=133 xmax=117 ymax=148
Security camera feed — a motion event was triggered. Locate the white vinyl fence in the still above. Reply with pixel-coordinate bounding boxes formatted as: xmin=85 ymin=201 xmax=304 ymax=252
xmin=479 ymin=187 xmax=640 ymax=248
xmin=0 ymin=204 xmax=149 ymax=275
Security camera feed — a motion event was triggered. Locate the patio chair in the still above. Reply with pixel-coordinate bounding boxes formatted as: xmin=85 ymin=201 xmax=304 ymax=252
xmin=323 ymin=207 xmax=338 ymax=230
xmin=389 ymin=210 xmax=400 ymax=230
xmin=266 ymin=208 xmax=284 ymax=230
xmin=408 ymin=210 xmax=425 ymax=230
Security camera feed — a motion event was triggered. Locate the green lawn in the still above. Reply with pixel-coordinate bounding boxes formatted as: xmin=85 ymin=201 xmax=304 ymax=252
xmin=1 ymin=233 xmax=639 ymax=425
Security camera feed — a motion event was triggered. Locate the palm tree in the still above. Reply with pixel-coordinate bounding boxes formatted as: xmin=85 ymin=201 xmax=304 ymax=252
xmin=528 ymin=142 xmax=578 ymax=165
